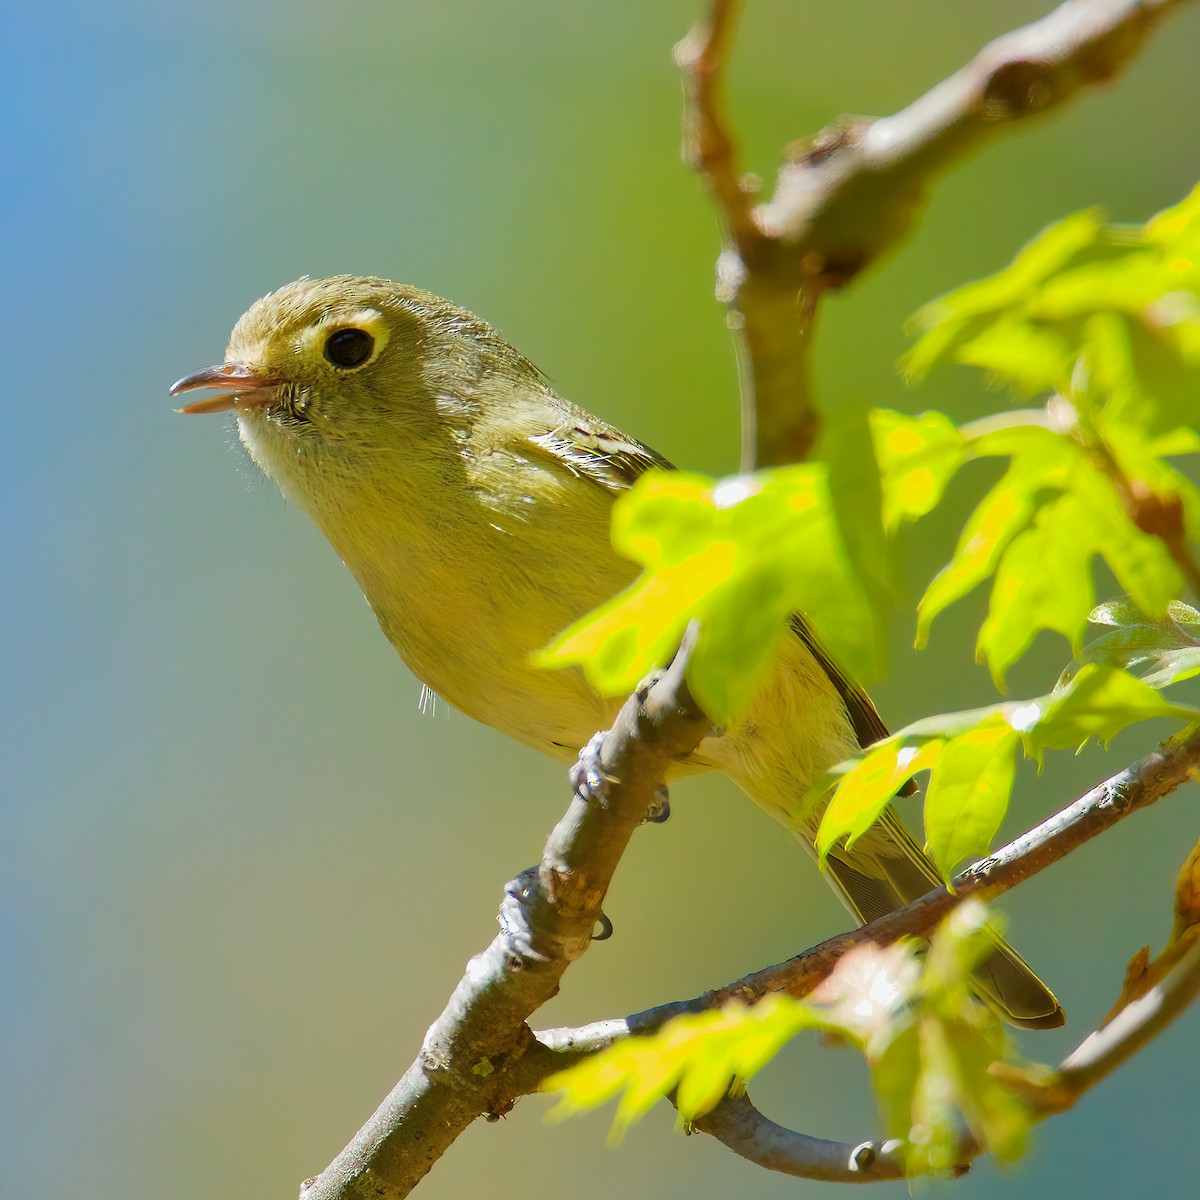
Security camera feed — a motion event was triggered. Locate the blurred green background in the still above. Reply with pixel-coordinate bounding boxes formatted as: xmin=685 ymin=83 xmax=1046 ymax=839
xmin=4 ymin=2 xmax=1198 ymax=1197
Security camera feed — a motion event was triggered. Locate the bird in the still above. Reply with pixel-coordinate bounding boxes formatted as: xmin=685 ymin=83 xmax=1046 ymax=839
xmin=171 ymin=274 xmax=1063 ymax=1028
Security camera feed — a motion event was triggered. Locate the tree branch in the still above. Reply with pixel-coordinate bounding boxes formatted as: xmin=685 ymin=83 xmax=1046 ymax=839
xmin=523 ymin=727 xmax=1200 ymax=1182
xmin=999 ymin=936 xmax=1200 ymax=1115
xmin=296 ymin=629 xmax=1200 ymax=1196
xmin=676 ymin=0 xmax=1195 ymax=469
xmin=687 ymin=932 xmax=1200 ymax=1184
xmin=526 ymin=723 xmax=1200 ymax=1070
xmin=298 ymin=632 xmax=711 ymax=1200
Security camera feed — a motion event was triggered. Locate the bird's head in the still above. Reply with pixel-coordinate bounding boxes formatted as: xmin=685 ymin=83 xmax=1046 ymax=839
xmin=170 ymin=274 xmax=542 ymax=501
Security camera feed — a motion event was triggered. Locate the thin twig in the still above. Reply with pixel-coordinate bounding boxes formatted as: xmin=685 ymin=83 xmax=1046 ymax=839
xmin=523 ymin=729 xmax=1200 ymax=1182
xmin=687 ymin=1093 xmax=910 ymax=1183
xmin=686 ymin=935 xmax=1200 ymax=1184
xmin=673 ymin=0 xmax=755 ymax=252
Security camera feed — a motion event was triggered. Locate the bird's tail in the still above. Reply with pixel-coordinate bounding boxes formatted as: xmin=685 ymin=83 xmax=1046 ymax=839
xmin=813 ymin=808 xmax=1063 ymax=1030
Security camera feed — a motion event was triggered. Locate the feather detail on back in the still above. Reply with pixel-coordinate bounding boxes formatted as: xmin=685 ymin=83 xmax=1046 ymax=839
xmin=529 ymin=416 xmax=671 ymax=493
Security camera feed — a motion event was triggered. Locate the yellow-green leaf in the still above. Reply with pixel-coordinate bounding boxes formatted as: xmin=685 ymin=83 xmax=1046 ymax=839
xmin=538 ymin=465 xmax=878 ymax=722
xmin=923 ymin=726 xmax=1020 ymax=879
xmin=977 ymin=493 xmax=1096 ymax=686
xmin=1021 ymin=663 xmax=1198 ymax=761
xmin=870 ymin=408 xmax=966 ymax=531
xmin=815 ymin=739 xmax=944 ymax=863
xmin=916 ymin=467 xmax=1037 ymax=646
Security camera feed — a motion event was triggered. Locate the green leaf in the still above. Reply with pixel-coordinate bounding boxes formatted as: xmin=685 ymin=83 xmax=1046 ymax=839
xmin=954 ymin=314 xmax=1074 ymax=395
xmin=916 ymin=411 xmax=1188 ymax=678
xmin=1069 ymin=467 xmax=1183 ymax=616
xmin=1021 ymin=663 xmax=1198 ymax=761
xmin=868 ymin=1018 xmax=923 ymax=1157
xmin=815 ymin=739 xmax=944 ymax=863
xmin=538 ymin=465 xmax=879 ymax=722
xmin=1145 ymin=182 xmax=1200 ymax=250
xmin=867 ymin=903 xmax=1035 ymax=1176
xmin=826 ymin=408 xmax=892 ymax=588
xmin=902 ymin=207 xmax=1106 ymax=382
xmin=869 ymin=408 xmax=967 ymax=531
xmin=976 ymin=493 xmax=1096 ymax=686
xmin=923 ymin=726 xmax=1020 ymax=879
xmin=1078 ymin=598 xmax=1200 ymax=689
xmin=915 ymin=465 xmax=1037 ymax=646
xmin=547 ymin=907 xmax=1043 ymax=1170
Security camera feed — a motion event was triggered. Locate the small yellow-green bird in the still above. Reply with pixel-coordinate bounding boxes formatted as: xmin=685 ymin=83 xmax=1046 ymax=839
xmin=172 ymin=275 xmax=1062 ymax=1028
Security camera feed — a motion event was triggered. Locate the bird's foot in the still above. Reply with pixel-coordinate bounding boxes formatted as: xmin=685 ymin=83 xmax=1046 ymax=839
xmin=569 ymin=731 xmax=619 ymax=806
xmin=642 ymin=783 xmax=671 ymax=824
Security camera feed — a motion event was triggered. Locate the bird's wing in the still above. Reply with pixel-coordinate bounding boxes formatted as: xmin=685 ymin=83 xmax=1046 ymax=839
xmin=788 ymin=613 xmax=890 ymax=748
xmin=527 ymin=412 xmax=672 ymax=493
xmin=789 ymin=612 xmax=915 ymax=792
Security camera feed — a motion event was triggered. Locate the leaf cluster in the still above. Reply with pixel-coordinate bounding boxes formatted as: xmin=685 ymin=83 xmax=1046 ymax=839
xmin=537 ymin=186 xmax=1200 ymax=1170
xmin=543 ymin=186 xmax=1200 ymax=719
xmin=814 ymin=661 xmax=1197 ymax=878
xmin=544 ymin=902 xmax=1035 ymax=1176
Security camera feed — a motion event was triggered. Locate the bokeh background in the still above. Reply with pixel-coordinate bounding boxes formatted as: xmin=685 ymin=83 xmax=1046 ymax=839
xmin=4 ymin=2 xmax=1199 ymax=1197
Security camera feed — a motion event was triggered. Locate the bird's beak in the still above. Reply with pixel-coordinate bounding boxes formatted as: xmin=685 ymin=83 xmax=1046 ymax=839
xmin=169 ymin=363 xmax=285 ymax=414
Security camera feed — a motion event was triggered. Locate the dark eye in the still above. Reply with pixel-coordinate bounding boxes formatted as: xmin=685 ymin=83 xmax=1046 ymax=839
xmin=324 ymin=327 xmax=374 ymax=369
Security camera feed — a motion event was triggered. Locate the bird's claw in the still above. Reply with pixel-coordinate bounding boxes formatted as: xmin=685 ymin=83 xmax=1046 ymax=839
xmin=569 ymin=731 xmax=619 ymax=805
xmin=642 ymin=784 xmax=671 ymax=824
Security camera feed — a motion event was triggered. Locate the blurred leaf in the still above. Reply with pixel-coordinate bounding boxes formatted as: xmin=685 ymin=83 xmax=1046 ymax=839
xmin=1076 ymin=598 xmax=1200 ymax=689
xmin=538 ymin=466 xmax=878 ymax=721
xmin=815 ymin=739 xmax=944 ymax=863
xmin=902 ymin=207 xmax=1106 ymax=385
xmin=954 ymin=314 xmax=1074 ymax=395
xmin=1146 ymin=182 xmax=1200 ymax=256
xmin=869 ymin=408 xmax=967 ymax=531
xmin=826 ymin=408 xmax=892 ymax=587
xmin=869 ymin=1018 xmax=923 ymax=1159
xmin=923 ymin=725 xmax=1020 ymax=879
xmin=868 ymin=903 xmax=1034 ymax=1176
xmin=543 ymin=995 xmax=843 ymax=1133
xmin=921 ymin=899 xmax=1002 ymax=993
xmin=809 ymin=942 xmax=924 ymax=1041
xmin=825 ymin=411 xmax=894 ymax=670
xmin=547 ymin=907 xmax=1041 ymax=1172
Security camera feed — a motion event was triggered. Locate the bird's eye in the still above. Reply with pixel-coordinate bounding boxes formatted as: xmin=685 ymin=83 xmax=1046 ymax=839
xmin=324 ymin=327 xmax=374 ymax=369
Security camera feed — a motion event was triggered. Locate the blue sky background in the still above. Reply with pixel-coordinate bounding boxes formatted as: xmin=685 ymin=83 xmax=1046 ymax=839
xmin=4 ymin=3 xmax=1199 ymax=1198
